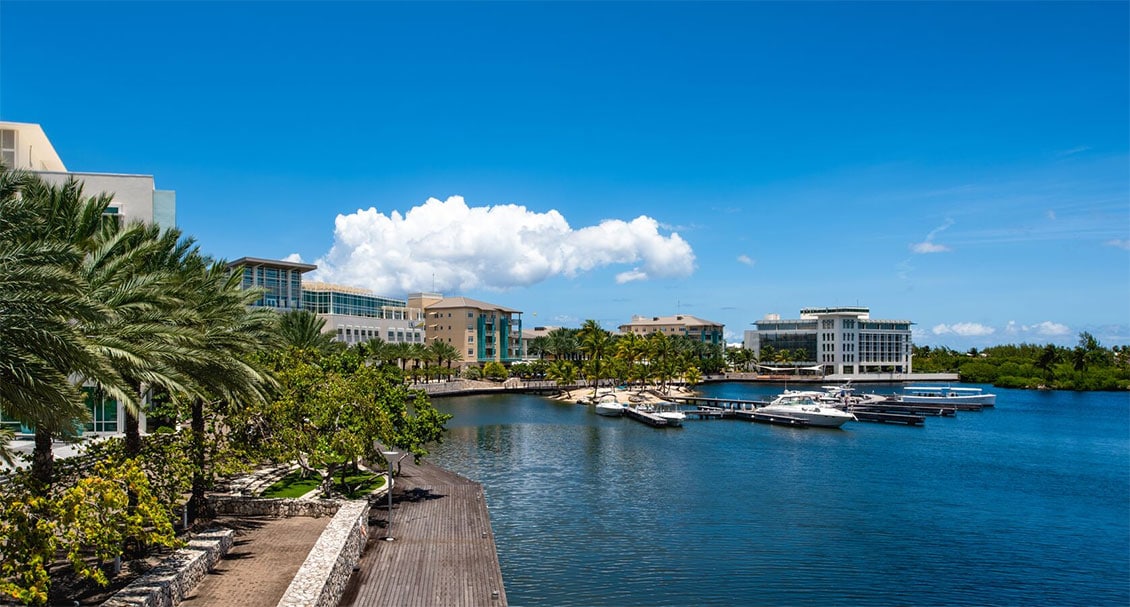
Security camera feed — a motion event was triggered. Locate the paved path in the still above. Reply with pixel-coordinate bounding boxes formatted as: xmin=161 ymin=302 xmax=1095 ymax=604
xmin=181 ymin=515 xmax=329 ymax=607
xmin=338 ymin=459 xmax=508 ymax=607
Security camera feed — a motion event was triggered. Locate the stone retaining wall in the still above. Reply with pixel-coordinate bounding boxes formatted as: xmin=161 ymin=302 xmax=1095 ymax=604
xmin=208 ymin=495 xmax=343 ymax=519
xmin=101 ymin=528 xmax=234 ymax=607
xmin=276 ymin=500 xmax=371 ymax=607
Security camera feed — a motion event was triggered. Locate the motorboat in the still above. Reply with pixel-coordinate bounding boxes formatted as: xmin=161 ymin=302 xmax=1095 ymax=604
xmin=594 ymin=394 xmax=626 ymax=417
xmin=638 ymin=401 xmax=686 ymax=426
xmin=759 ymin=393 xmax=856 ymax=428
xmin=896 ymin=386 xmax=996 ymax=406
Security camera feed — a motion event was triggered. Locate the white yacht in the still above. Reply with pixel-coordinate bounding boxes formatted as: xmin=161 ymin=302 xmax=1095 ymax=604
xmin=897 ymin=386 xmax=996 ymax=406
xmin=594 ymin=394 xmax=626 ymax=417
xmin=759 ymin=393 xmax=857 ymax=428
xmin=639 ymin=401 xmax=686 ymax=426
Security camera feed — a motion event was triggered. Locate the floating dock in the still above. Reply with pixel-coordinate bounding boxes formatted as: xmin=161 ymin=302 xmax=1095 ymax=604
xmin=624 ymin=406 xmax=670 ymax=427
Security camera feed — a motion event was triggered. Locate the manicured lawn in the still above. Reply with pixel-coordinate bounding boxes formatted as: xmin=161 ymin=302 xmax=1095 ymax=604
xmin=261 ymin=469 xmax=386 ymax=498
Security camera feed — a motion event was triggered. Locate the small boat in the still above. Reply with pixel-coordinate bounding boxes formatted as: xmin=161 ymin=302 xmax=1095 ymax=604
xmin=594 ymin=394 xmax=626 ymax=417
xmin=759 ymin=393 xmax=857 ymax=428
xmin=896 ymin=385 xmax=996 ymax=406
xmin=637 ymin=401 xmax=686 ymax=426
xmin=655 ymin=405 xmax=686 ymax=427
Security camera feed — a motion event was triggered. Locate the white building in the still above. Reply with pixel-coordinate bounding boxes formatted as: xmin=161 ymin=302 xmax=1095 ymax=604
xmin=744 ymin=307 xmax=913 ymax=375
xmin=2 ymin=121 xmax=176 ymax=227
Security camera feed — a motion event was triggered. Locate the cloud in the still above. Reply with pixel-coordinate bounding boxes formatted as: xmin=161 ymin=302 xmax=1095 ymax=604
xmin=1106 ymin=239 xmax=1130 ymax=250
xmin=910 ymin=242 xmax=951 ymax=254
xmin=312 ymin=196 xmax=696 ymax=294
xmin=1006 ymin=320 xmax=1071 ymax=336
xmin=282 ymin=252 xmax=304 ymax=263
xmin=910 ymin=218 xmax=954 ymax=254
xmin=932 ymin=322 xmax=995 ymax=337
xmin=1046 ymin=210 xmax=1056 ymax=221
xmin=736 ymin=254 xmax=756 ymax=266
xmin=615 ymin=269 xmax=649 ymax=284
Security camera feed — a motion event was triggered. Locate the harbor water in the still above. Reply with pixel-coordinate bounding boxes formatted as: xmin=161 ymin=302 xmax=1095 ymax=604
xmin=428 ymin=383 xmax=1130 ymax=606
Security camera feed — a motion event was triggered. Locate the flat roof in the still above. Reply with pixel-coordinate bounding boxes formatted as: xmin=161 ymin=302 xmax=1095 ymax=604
xmin=226 ymin=256 xmax=317 ymax=272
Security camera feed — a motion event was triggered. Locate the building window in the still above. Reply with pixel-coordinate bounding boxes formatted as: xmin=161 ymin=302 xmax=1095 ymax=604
xmin=0 ymin=129 xmax=15 ymax=167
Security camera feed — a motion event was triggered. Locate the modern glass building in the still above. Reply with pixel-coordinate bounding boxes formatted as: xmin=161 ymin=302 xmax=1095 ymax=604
xmin=744 ymin=307 xmax=913 ymax=375
xmin=226 ymin=257 xmax=317 ymax=311
xmin=303 ymin=282 xmax=425 ymax=345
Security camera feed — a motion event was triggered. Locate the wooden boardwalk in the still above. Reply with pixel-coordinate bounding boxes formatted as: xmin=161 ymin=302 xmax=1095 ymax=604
xmin=337 ymin=459 xmax=507 ymax=607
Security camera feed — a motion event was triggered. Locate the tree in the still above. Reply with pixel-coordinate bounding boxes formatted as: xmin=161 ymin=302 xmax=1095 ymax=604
xmin=279 ymin=309 xmax=338 ymax=354
xmin=428 ymin=341 xmax=461 ymax=380
xmin=546 ymin=360 xmax=578 ymax=394
xmin=1 ymin=173 xmax=145 ymax=490
xmin=578 ymin=320 xmax=613 ymax=396
xmin=173 ymin=257 xmax=279 ymax=523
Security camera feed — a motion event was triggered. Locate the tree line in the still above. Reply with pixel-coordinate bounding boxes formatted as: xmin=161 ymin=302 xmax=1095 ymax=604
xmin=0 ymin=166 xmax=449 ymax=605
xmin=913 ymin=332 xmax=1130 ymax=390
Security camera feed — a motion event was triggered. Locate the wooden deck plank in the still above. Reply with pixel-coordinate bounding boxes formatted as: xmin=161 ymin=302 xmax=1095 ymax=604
xmin=337 ymin=458 xmax=507 ymax=607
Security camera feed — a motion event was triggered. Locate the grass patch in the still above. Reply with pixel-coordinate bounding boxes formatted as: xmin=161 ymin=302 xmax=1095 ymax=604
xmin=261 ymin=468 xmax=386 ymax=499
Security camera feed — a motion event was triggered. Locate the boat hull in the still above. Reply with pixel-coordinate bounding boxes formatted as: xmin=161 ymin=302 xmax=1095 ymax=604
xmin=595 ymin=403 xmax=625 ymax=417
xmin=758 ymin=405 xmax=856 ymax=428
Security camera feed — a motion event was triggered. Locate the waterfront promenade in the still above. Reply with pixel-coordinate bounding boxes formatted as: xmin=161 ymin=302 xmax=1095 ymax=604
xmin=338 ymin=457 xmax=508 ymax=607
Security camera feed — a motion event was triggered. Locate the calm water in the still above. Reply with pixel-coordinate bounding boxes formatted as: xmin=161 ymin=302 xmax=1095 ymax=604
xmin=428 ymin=384 xmax=1130 ymax=606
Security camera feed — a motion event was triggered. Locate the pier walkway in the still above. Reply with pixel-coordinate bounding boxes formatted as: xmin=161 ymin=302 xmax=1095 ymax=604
xmin=338 ymin=458 xmax=508 ymax=607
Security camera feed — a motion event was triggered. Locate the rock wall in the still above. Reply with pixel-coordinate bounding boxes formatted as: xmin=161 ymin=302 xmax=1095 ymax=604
xmin=276 ymin=500 xmax=371 ymax=607
xmin=101 ymin=528 xmax=234 ymax=607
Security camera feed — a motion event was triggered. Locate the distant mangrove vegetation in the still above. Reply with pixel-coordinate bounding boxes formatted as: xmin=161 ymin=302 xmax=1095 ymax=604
xmin=913 ymin=332 xmax=1130 ymax=391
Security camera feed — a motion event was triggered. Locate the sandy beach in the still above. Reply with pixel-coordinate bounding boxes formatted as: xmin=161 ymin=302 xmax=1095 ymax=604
xmin=551 ymin=384 xmax=698 ymax=405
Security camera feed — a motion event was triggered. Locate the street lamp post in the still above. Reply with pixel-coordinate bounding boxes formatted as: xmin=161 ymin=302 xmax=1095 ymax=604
xmin=381 ymin=450 xmax=398 ymax=541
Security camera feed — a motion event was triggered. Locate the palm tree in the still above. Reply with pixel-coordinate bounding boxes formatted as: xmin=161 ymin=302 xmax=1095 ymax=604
xmin=279 ymin=309 xmax=338 ymax=354
xmin=357 ymin=337 xmax=388 ymax=366
xmin=2 ymin=173 xmax=148 ymax=488
xmin=578 ymin=320 xmax=612 ymax=397
xmin=173 ymin=257 xmax=280 ymax=522
xmin=545 ymin=360 xmax=578 ymax=395
xmin=428 ymin=341 xmax=461 ymax=380
xmin=0 ymin=168 xmax=100 ymax=444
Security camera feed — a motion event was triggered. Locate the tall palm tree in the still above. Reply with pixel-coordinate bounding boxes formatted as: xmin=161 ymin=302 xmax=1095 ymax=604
xmin=173 ymin=257 xmax=280 ymax=522
xmin=3 ymin=173 xmax=147 ymax=488
xmin=578 ymin=320 xmax=612 ymax=397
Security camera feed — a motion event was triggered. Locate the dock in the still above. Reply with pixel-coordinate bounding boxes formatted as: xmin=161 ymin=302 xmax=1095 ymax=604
xmin=338 ymin=458 xmax=508 ymax=607
xmin=624 ymin=406 xmax=670 ymax=427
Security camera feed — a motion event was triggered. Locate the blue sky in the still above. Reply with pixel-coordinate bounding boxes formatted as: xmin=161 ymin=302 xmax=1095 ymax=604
xmin=3 ymin=1 xmax=1127 ymax=349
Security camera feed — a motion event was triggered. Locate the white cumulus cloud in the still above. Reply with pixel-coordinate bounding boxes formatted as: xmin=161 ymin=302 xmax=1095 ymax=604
xmin=932 ymin=322 xmax=996 ymax=337
xmin=736 ymin=254 xmax=756 ymax=266
xmin=312 ymin=196 xmax=696 ymax=294
xmin=283 ymin=252 xmax=304 ymax=263
xmin=1106 ymin=239 xmax=1130 ymax=250
xmin=1006 ymin=320 xmax=1071 ymax=336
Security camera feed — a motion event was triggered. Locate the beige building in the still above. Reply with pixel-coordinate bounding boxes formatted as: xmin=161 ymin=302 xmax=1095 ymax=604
xmin=619 ymin=314 xmax=725 ymax=345
xmin=1 ymin=121 xmax=176 ymax=227
xmin=410 ymin=293 xmax=523 ymax=368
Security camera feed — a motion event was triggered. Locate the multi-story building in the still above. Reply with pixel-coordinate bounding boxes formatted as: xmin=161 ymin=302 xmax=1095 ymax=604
xmin=618 ymin=315 xmax=725 ymax=346
xmin=411 ymin=293 xmax=523 ymax=368
xmin=226 ymin=257 xmax=316 ymax=312
xmin=302 ymin=282 xmax=425 ymax=346
xmin=1 ymin=121 xmax=176 ymax=227
xmin=743 ymin=307 xmax=913 ymax=375
xmin=0 ymin=121 xmax=176 ymax=437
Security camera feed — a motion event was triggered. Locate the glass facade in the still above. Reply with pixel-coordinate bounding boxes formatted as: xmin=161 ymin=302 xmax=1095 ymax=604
xmin=302 ymin=289 xmax=407 ymax=318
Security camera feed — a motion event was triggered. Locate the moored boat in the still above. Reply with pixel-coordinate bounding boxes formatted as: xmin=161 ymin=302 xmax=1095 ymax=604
xmin=759 ymin=393 xmax=857 ymax=428
xmin=896 ymin=385 xmax=996 ymax=406
xmin=594 ymin=394 xmax=626 ymax=417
